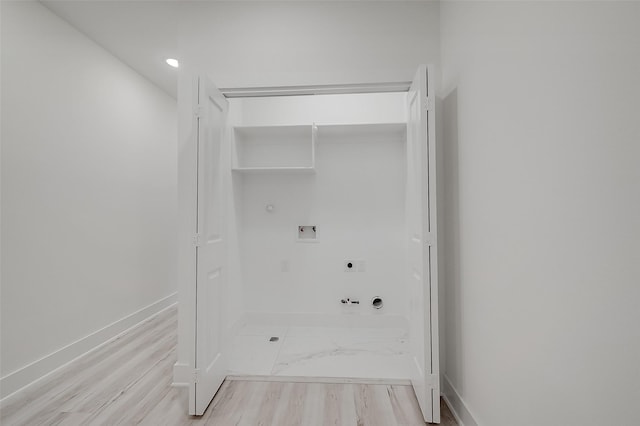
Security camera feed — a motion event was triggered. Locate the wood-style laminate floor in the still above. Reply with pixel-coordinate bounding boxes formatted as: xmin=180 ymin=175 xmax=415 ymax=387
xmin=0 ymin=306 xmax=457 ymax=426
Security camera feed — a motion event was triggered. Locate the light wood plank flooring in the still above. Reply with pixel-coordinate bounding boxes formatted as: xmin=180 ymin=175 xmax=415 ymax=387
xmin=0 ymin=306 xmax=457 ymax=426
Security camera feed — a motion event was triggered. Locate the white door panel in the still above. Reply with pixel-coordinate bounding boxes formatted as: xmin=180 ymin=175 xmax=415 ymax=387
xmin=407 ymin=65 xmax=440 ymax=423
xmin=190 ymin=75 xmax=229 ymax=416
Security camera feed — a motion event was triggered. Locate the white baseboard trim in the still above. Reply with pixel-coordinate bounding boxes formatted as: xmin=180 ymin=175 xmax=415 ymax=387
xmin=442 ymin=373 xmax=479 ymax=426
xmin=172 ymin=362 xmax=191 ymax=388
xmin=0 ymin=292 xmax=178 ymax=406
xmin=226 ymin=375 xmax=411 ymax=386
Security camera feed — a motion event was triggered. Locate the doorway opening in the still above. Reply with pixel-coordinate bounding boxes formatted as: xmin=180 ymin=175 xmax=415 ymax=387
xmin=178 ymin=65 xmax=440 ymax=422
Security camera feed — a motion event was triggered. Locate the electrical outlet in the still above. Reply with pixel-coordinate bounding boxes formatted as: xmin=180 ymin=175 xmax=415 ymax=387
xmin=344 ymin=260 xmax=356 ymax=272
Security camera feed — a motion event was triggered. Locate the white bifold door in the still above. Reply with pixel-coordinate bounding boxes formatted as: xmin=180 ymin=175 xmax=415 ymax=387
xmin=189 ymin=75 xmax=229 ymax=415
xmin=407 ymin=65 xmax=440 ymax=423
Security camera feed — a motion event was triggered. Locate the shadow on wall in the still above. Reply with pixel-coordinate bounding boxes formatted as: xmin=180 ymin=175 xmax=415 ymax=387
xmin=442 ymin=88 xmax=464 ymax=392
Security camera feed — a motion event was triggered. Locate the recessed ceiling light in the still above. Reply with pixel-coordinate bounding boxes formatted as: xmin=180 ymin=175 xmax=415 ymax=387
xmin=165 ymin=58 xmax=179 ymax=68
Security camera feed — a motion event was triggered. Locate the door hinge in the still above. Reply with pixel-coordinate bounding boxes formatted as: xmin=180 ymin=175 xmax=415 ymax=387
xmin=193 ymin=233 xmax=202 ymax=247
xmin=424 ymin=232 xmax=436 ymax=247
xmin=195 ymin=105 xmax=204 ymax=119
xmin=425 ymin=96 xmax=434 ymax=111
xmin=426 ymin=373 xmax=438 ymax=389
xmin=193 ymin=369 xmax=201 ymax=384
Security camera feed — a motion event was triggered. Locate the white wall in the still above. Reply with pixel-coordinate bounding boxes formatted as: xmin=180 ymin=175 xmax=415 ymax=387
xmin=229 ymin=94 xmax=407 ymax=319
xmin=0 ymin=0 xmax=177 ymax=399
xmin=239 ymin=139 xmax=406 ymax=318
xmin=440 ymin=2 xmax=640 ymax=425
xmin=178 ymin=1 xmax=440 ymax=88
xmin=239 ymin=148 xmax=405 ymax=317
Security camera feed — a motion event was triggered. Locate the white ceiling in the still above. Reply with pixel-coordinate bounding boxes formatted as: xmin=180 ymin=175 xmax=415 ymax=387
xmin=41 ymin=0 xmax=181 ymax=98
xmin=40 ymin=0 xmax=438 ymax=99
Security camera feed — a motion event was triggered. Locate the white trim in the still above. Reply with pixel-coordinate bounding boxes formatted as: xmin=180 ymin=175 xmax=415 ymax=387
xmin=226 ymin=375 xmax=411 ymax=386
xmin=0 ymin=292 xmax=178 ymax=406
xmin=172 ymin=362 xmax=191 ymax=388
xmin=442 ymin=374 xmax=479 ymax=426
xmin=220 ymin=81 xmax=411 ymax=98
xmin=442 ymin=393 xmax=466 ymax=426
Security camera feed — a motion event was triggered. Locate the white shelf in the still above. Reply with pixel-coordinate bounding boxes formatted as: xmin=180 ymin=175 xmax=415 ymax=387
xmin=232 ymin=122 xmax=405 ymax=174
xmin=232 ymin=125 xmax=315 ymax=171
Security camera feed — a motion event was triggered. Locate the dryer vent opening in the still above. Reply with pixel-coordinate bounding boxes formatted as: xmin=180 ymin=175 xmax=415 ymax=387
xmin=371 ymin=297 xmax=383 ymax=310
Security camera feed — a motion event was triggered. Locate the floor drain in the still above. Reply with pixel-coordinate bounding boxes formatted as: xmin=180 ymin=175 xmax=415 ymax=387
xmin=269 ymin=336 xmax=279 ymax=342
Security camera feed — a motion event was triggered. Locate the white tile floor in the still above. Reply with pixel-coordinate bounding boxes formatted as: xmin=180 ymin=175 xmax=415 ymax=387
xmin=228 ymin=324 xmax=410 ymax=380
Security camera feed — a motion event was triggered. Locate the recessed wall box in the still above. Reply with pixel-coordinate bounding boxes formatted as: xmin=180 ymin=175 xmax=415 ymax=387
xmin=296 ymin=225 xmax=318 ymax=242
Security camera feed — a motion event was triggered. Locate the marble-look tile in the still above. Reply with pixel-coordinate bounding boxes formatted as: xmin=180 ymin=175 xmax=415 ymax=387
xmin=285 ymin=326 xmax=350 ymax=338
xmin=238 ymin=324 xmax=289 ymax=337
xmin=228 ymin=335 xmax=284 ymax=375
xmin=335 ymin=329 xmax=408 ymax=344
xmin=271 ymin=334 xmax=410 ymax=380
xmin=230 ymin=324 xmax=410 ymax=380
xmin=286 ymin=326 xmax=407 ymax=340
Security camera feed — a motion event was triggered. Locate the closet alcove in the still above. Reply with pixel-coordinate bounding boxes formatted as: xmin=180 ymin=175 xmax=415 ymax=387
xmin=176 ymin=65 xmax=440 ymax=423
